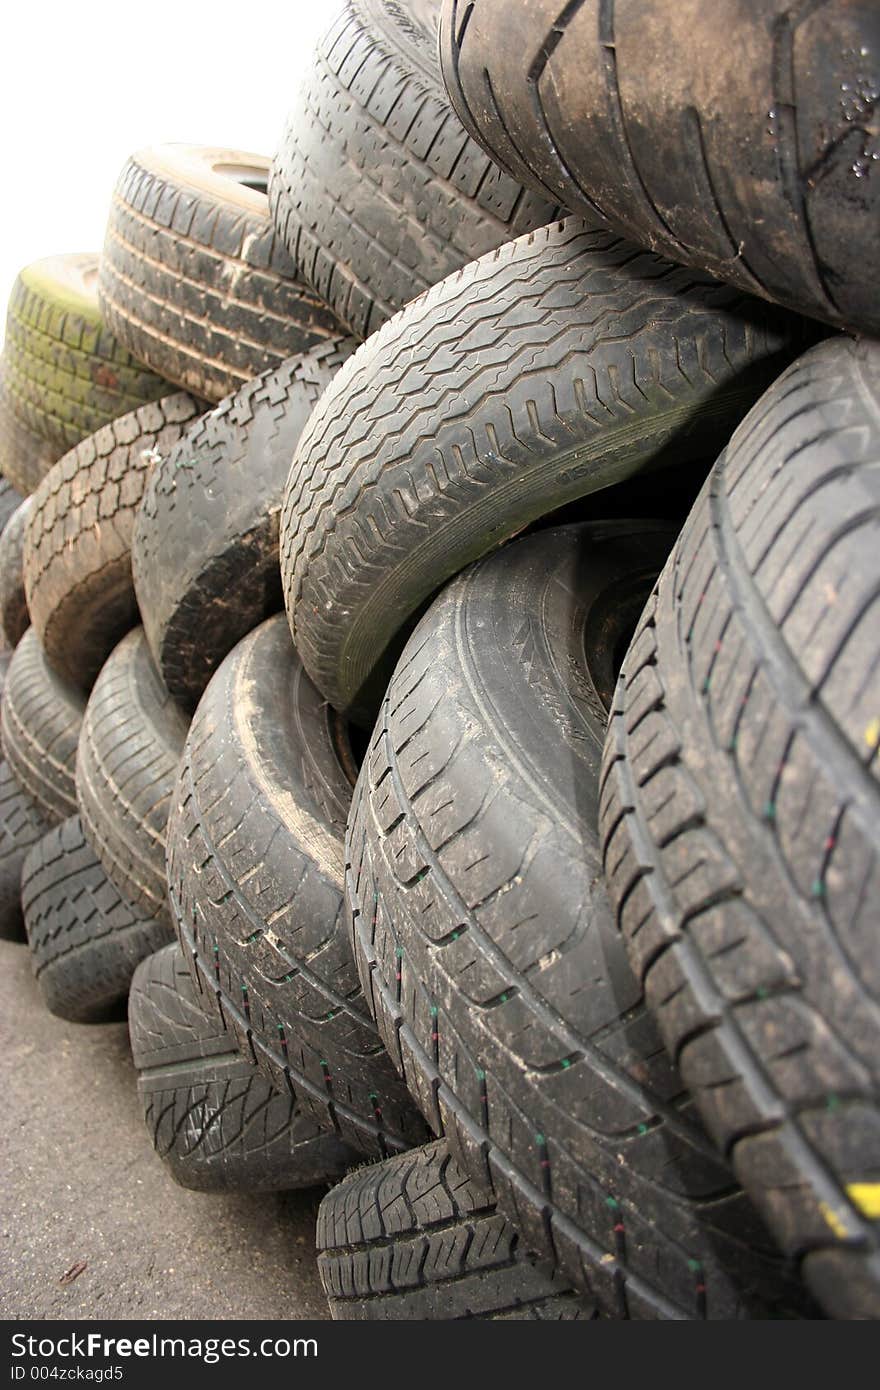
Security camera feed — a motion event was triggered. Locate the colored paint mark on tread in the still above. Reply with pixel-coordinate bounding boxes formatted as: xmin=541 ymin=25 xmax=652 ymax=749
xmin=865 ymin=717 xmax=880 ymax=750
xmin=847 ymin=1183 xmax=880 ymax=1219
xmin=819 ymin=1201 xmax=853 ymax=1240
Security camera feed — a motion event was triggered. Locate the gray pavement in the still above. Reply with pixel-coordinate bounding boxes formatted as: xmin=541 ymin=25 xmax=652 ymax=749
xmin=0 ymin=939 xmax=330 ymax=1320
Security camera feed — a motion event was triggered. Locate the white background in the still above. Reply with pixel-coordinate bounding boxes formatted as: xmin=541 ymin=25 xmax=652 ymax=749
xmin=0 ymin=0 xmax=341 ymax=344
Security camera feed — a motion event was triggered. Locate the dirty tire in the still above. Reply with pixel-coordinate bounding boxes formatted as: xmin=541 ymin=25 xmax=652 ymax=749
xmin=0 ymin=386 xmax=62 ymax=497
xmin=280 ymin=219 xmax=805 ymax=724
xmin=440 ymin=0 xmax=880 ymax=336
xmin=1 ymin=254 xmax=167 ymax=455
xmin=347 ymin=521 xmax=814 ymax=1319
xmin=22 ymin=815 xmax=170 ymax=1022
xmin=0 ymin=496 xmax=32 ymax=650
xmin=77 ymin=628 xmax=188 ymax=925
xmin=133 ymin=340 xmax=354 ymax=709
xmin=599 ymin=337 xmax=880 ymax=1320
xmin=130 ymin=942 xmax=358 ymax=1192
xmin=98 ymin=146 xmax=342 ymax=404
xmin=317 ymin=1139 xmax=592 ymax=1319
xmin=0 ymin=479 xmax=22 ymax=540
xmin=167 ymin=614 xmax=429 ymax=1158
xmin=1 ymin=629 xmax=85 ymax=824
xmin=24 ymin=394 xmax=202 ymax=690
xmin=0 ymin=761 xmax=50 ymax=942
xmin=268 ymin=0 xmax=564 ymax=340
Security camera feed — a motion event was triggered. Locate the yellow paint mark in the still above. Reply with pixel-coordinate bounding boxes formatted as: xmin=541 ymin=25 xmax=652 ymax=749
xmin=819 ymin=1201 xmax=852 ymax=1240
xmin=847 ymin=1183 xmax=880 ymax=1219
xmin=865 ymin=718 xmax=880 ymax=751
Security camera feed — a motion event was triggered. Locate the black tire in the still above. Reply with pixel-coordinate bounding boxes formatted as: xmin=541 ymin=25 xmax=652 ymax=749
xmin=0 ymin=760 xmax=50 ymax=942
xmin=599 ymin=337 xmax=880 ymax=1320
xmin=167 ymin=614 xmax=429 ymax=1158
xmin=268 ymin=0 xmax=563 ymax=341
xmin=0 ymin=496 xmax=32 ymax=650
xmin=0 ymin=478 xmax=22 ymax=541
xmin=280 ymin=218 xmax=806 ymax=724
xmin=24 ymin=394 xmax=202 ymax=691
xmin=130 ymin=942 xmax=358 ymax=1192
xmin=317 ymin=1139 xmax=590 ymax=1319
xmin=1 ymin=254 xmax=168 ymax=456
xmin=133 ymin=341 xmax=354 ymax=710
xmin=440 ymin=0 xmax=880 ymax=337
xmin=1 ymin=629 xmax=86 ymax=824
xmin=76 ymin=628 xmax=188 ymax=925
xmin=98 ymin=145 xmax=342 ymax=404
xmin=0 ymin=385 xmax=61 ymax=497
xmin=347 ymin=521 xmax=813 ymax=1319
xmin=22 ymin=815 xmax=170 ymax=1023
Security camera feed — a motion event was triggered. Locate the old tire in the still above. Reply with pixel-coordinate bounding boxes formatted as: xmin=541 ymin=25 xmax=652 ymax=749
xmin=133 ymin=341 xmax=354 ymax=709
xmin=1 ymin=254 xmax=167 ymax=456
xmin=440 ymin=0 xmax=880 ymax=336
xmin=0 ymin=386 xmax=61 ymax=496
xmin=268 ymin=0 xmax=563 ymax=340
xmin=76 ymin=628 xmax=188 ymax=925
xmin=0 ymin=761 xmax=50 ymax=942
xmin=599 ymin=337 xmax=880 ymax=1320
xmin=280 ymin=219 xmax=805 ymax=724
xmin=317 ymin=1139 xmax=590 ymax=1319
xmin=167 ymin=614 xmax=429 ymax=1158
xmin=98 ymin=146 xmax=341 ymax=404
xmin=347 ymin=521 xmax=812 ymax=1319
xmin=24 ymin=394 xmax=202 ymax=690
xmin=22 ymin=816 xmax=170 ymax=1023
xmin=0 ymin=496 xmax=32 ymax=650
xmin=130 ymin=942 xmax=358 ymax=1192
xmin=1 ymin=629 xmax=85 ymax=824
xmin=0 ymin=479 xmax=22 ymax=541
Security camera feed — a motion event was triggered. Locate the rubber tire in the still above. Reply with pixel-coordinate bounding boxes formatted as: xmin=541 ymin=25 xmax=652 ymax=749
xmin=130 ymin=942 xmax=359 ymax=1192
xmin=0 ymin=385 xmax=62 ymax=497
xmin=599 ymin=337 xmax=880 ymax=1320
xmin=1 ymin=254 xmax=168 ymax=455
xmin=77 ymin=628 xmax=188 ymax=926
xmin=0 ymin=495 xmax=32 ymax=650
xmin=24 ymin=394 xmax=202 ymax=690
xmin=98 ymin=145 xmax=342 ymax=404
xmin=133 ymin=340 xmax=354 ymax=710
xmin=1 ymin=629 xmax=85 ymax=824
xmin=268 ymin=0 xmax=564 ymax=341
xmin=0 ymin=760 xmax=50 ymax=942
xmin=440 ymin=0 xmax=880 ymax=337
xmin=317 ymin=1139 xmax=591 ymax=1319
xmin=347 ymin=521 xmax=813 ymax=1319
xmin=280 ymin=218 xmax=807 ymax=725
xmin=166 ymin=614 xmax=429 ymax=1158
xmin=0 ymin=479 xmax=22 ymax=543
xmin=22 ymin=815 xmax=170 ymax=1023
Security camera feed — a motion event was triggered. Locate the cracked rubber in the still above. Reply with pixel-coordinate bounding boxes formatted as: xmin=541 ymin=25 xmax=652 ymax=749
xmin=23 ymin=393 xmax=202 ymax=691
xmin=0 ymin=760 xmax=50 ymax=942
xmin=130 ymin=942 xmax=358 ymax=1192
xmin=0 ymin=495 xmax=31 ymax=650
xmin=346 ymin=521 xmax=814 ymax=1319
xmin=166 ymin=613 xmax=429 ymax=1159
xmin=77 ymin=628 xmax=189 ymax=926
xmin=0 ymin=385 xmax=62 ymax=497
xmin=98 ymin=145 xmax=342 ymax=404
xmin=133 ymin=340 xmax=354 ymax=709
xmin=440 ymin=0 xmax=880 ymax=336
xmin=599 ymin=337 xmax=880 ymax=1320
xmin=268 ymin=0 xmax=564 ymax=340
xmin=317 ymin=1139 xmax=591 ymax=1319
xmin=1 ymin=254 xmax=167 ymax=456
xmin=1 ymin=629 xmax=86 ymax=824
xmin=280 ymin=218 xmax=806 ymax=725
xmin=23 ymin=815 xmax=170 ymax=1023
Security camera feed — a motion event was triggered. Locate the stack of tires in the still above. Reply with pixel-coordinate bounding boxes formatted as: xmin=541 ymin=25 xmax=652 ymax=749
xmin=1 ymin=0 xmax=877 ymax=1321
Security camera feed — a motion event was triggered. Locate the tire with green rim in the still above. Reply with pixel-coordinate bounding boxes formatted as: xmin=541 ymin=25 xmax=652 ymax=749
xmin=1 ymin=254 xmax=168 ymax=458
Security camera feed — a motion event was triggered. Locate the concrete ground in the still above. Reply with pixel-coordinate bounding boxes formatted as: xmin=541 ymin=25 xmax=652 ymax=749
xmin=0 ymin=939 xmax=330 ymax=1320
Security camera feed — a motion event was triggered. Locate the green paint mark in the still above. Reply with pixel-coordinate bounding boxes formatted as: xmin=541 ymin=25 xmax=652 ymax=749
xmin=536 ymin=1134 xmax=547 ymax=1147
xmin=476 ymin=1068 xmax=486 ymax=1082
xmin=827 ymin=1094 xmax=840 ymax=1112
xmin=687 ymin=1259 xmax=703 ymax=1274
xmin=430 ymin=1005 xmax=438 ymax=1018
xmin=812 ymin=879 xmax=826 ymax=898
xmin=606 ymin=1196 xmax=619 ymax=1210
xmin=637 ymin=1122 xmax=648 ymax=1135
xmin=561 ymin=1058 xmax=571 ymax=1070
xmin=764 ymin=802 xmax=776 ymax=821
